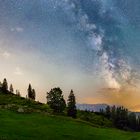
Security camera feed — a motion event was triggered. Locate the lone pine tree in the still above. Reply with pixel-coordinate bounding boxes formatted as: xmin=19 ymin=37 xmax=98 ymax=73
xmin=27 ymin=84 xmax=36 ymax=100
xmin=67 ymin=90 xmax=77 ymax=118
xmin=2 ymin=78 xmax=8 ymax=93
xmin=9 ymin=84 xmax=14 ymax=93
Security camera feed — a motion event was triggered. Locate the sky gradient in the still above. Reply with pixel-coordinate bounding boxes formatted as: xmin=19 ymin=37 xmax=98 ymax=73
xmin=0 ymin=0 xmax=140 ymax=111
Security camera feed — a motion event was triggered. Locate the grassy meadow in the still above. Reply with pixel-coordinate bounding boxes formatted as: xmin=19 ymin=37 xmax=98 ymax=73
xmin=0 ymin=109 xmax=140 ymax=140
xmin=0 ymin=92 xmax=139 ymax=140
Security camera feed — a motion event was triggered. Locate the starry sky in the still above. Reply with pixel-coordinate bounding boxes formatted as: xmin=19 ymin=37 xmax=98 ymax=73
xmin=0 ymin=0 xmax=140 ymax=111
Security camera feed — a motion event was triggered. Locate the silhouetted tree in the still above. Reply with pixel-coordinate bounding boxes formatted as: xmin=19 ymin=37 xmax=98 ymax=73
xmin=32 ymin=89 xmax=36 ymax=100
xmin=128 ymin=112 xmax=137 ymax=130
xmin=114 ymin=106 xmax=128 ymax=129
xmin=111 ymin=105 xmax=116 ymax=121
xmin=103 ymin=105 xmax=139 ymax=130
xmin=9 ymin=84 xmax=14 ymax=93
xmin=28 ymin=84 xmax=32 ymax=99
xmin=67 ymin=90 xmax=77 ymax=118
xmin=0 ymin=82 xmax=2 ymax=88
xmin=16 ymin=90 xmax=21 ymax=97
xmin=47 ymin=87 xmax=66 ymax=113
xmin=105 ymin=106 xmax=111 ymax=119
xmin=99 ymin=108 xmax=104 ymax=115
xmin=27 ymin=84 xmax=36 ymax=100
xmin=2 ymin=78 xmax=8 ymax=93
xmin=137 ymin=116 xmax=140 ymax=131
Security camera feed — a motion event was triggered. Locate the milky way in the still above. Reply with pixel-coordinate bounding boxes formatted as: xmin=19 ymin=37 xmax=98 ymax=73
xmin=0 ymin=0 xmax=140 ymax=106
xmin=56 ymin=0 xmax=140 ymax=89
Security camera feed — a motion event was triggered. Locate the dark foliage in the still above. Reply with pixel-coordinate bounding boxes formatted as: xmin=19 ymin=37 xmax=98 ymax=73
xmin=9 ymin=84 xmax=14 ymax=93
xmin=67 ymin=90 xmax=77 ymax=118
xmin=27 ymin=84 xmax=36 ymax=100
xmin=47 ymin=87 xmax=66 ymax=113
xmin=2 ymin=78 xmax=8 ymax=93
xmin=16 ymin=90 xmax=21 ymax=97
xmin=1 ymin=77 xmax=140 ymax=132
xmin=102 ymin=106 xmax=140 ymax=131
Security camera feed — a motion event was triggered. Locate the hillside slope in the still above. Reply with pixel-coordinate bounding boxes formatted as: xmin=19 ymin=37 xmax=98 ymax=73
xmin=0 ymin=92 xmax=140 ymax=140
xmin=0 ymin=109 xmax=140 ymax=140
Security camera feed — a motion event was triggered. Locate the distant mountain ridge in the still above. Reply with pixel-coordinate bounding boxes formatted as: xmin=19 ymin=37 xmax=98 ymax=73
xmin=77 ymin=104 xmax=140 ymax=115
xmin=76 ymin=104 xmax=109 ymax=112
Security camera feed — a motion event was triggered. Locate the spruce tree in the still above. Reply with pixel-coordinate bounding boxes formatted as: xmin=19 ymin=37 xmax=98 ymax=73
xmin=137 ymin=116 xmax=140 ymax=131
xmin=28 ymin=84 xmax=32 ymax=99
xmin=16 ymin=90 xmax=21 ymax=97
xmin=27 ymin=84 xmax=36 ymax=100
xmin=2 ymin=78 xmax=8 ymax=93
xmin=9 ymin=84 xmax=14 ymax=93
xmin=0 ymin=82 xmax=2 ymax=88
xmin=105 ymin=106 xmax=111 ymax=119
xmin=32 ymin=89 xmax=36 ymax=100
xmin=128 ymin=112 xmax=137 ymax=130
xmin=67 ymin=90 xmax=77 ymax=118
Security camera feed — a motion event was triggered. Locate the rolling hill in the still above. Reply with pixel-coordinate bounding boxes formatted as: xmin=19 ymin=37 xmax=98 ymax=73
xmin=0 ymin=92 xmax=140 ymax=140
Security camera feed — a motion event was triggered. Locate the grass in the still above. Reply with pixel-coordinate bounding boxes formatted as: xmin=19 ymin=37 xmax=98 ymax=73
xmin=0 ymin=92 xmax=113 ymax=128
xmin=0 ymin=92 xmax=140 ymax=140
xmin=0 ymin=109 xmax=140 ymax=140
xmin=77 ymin=110 xmax=113 ymax=127
xmin=0 ymin=93 xmax=50 ymax=113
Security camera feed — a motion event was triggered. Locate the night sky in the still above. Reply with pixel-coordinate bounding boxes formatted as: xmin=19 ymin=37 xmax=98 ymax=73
xmin=0 ymin=0 xmax=140 ymax=111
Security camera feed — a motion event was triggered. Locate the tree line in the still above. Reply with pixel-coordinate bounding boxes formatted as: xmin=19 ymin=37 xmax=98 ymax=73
xmin=1 ymin=78 xmax=140 ymax=131
xmin=0 ymin=78 xmax=77 ymax=118
xmin=100 ymin=105 xmax=140 ymax=131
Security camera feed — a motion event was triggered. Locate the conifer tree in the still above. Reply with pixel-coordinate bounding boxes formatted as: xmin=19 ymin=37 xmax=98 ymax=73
xmin=27 ymin=84 xmax=36 ymax=100
xmin=28 ymin=84 xmax=32 ymax=99
xmin=2 ymin=78 xmax=8 ymax=93
xmin=0 ymin=82 xmax=2 ymax=88
xmin=9 ymin=84 xmax=14 ymax=93
xmin=128 ymin=112 xmax=137 ymax=130
xmin=16 ymin=90 xmax=21 ymax=97
xmin=105 ymin=106 xmax=111 ymax=119
xmin=67 ymin=90 xmax=77 ymax=118
xmin=32 ymin=89 xmax=36 ymax=100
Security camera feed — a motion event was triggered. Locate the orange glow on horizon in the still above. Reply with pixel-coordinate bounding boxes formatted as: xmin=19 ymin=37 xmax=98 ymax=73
xmin=78 ymin=85 xmax=140 ymax=112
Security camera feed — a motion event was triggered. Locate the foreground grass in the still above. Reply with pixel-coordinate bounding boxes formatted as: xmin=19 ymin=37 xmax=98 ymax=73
xmin=0 ymin=93 xmax=113 ymax=128
xmin=0 ymin=110 xmax=140 ymax=140
xmin=0 ymin=92 xmax=139 ymax=140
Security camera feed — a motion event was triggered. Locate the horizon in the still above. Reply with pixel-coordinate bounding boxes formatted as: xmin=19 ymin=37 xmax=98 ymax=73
xmin=0 ymin=0 xmax=140 ymax=111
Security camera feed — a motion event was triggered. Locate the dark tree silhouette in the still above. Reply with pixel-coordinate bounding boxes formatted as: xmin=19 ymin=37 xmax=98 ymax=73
xmin=0 ymin=82 xmax=2 ymax=88
xmin=28 ymin=84 xmax=32 ymax=99
xmin=32 ymin=89 xmax=36 ymax=100
xmin=47 ymin=87 xmax=66 ymax=113
xmin=105 ymin=106 xmax=111 ymax=119
xmin=111 ymin=105 xmax=116 ymax=122
xmin=137 ymin=116 xmax=140 ymax=130
xmin=67 ymin=90 xmax=77 ymax=118
xmin=27 ymin=84 xmax=36 ymax=100
xmin=103 ymin=106 xmax=140 ymax=131
xmin=16 ymin=90 xmax=21 ymax=97
xmin=128 ymin=112 xmax=137 ymax=130
xmin=2 ymin=78 xmax=8 ymax=93
xmin=9 ymin=84 xmax=14 ymax=93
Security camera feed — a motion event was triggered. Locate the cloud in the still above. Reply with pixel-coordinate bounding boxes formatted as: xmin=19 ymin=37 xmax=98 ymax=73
xmin=2 ymin=51 xmax=11 ymax=59
xmin=14 ymin=67 xmax=23 ymax=75
xmin=98 ymin=86 xmax=140 ymax=111
xmin=11 ymin=27 xmax=24 ymax=32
